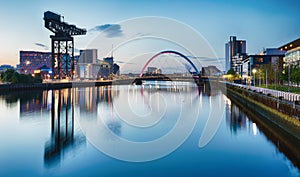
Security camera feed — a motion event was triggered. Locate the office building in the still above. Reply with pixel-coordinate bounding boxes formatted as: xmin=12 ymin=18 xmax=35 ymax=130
xmin=76 ymin=49 xmax=120 ymax=79
xmin=147 ymin=67 xmax=161 ymax=75
xmin=263 ymin=48 xmax=286 ymax=55
xmin=202 ymin=66 xmax=222 ymax=76
xmin=33 ymin=65 xmax=52 ymax=79
xmin=225 ymin=36 xmax=246 ymax=73
xmin=15 ymin=64 xmax=20 ymax=73
xmin=278 ymin=38 xmax=300 ymax=67
xmin=113 ymin=63 xmax=120 ymax=75
xmin=77 ymin=63 xmax=102 ymax=80
xmin=0 ymin=65 xmax=14 ymax=73
xmin=242 ymin=53 xmax=284 ymax=77
xmin=78 ymin=49 xmax=97 ymax=64
xmin=19 ymin=51 xmax=52 ymax=74
xmin=76 ymin=49 xmax=101 ymax=79
xmin=98 ymin=61 xmax=111 ymax=78
xmin=103 ymin=57 xmax=114 ymax=74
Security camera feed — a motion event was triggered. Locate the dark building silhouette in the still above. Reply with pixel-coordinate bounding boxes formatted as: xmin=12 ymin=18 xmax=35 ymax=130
xmin=0 ymin=64 xmax=14 ymax=73
xmin=225 ymin=36 xmax=247 ymax=73
xmin=201 ymin=66 xmax=221 ymax=76
xmin=113 ymin=63 xmax=120 ymax=75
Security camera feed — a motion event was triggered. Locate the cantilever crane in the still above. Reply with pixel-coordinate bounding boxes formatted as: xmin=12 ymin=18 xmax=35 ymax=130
xmin=44 ymin=11 xmax=86 ymax=79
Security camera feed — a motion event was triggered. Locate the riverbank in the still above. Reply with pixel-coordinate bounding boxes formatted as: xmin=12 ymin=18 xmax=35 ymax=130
xmin=0 ymin=81 xmax=111 ymax=91
xmin=0 ymin=79 xmax=140 ymax=92
xmin=224 ymin=85 xmax=300 ymax=169
xmin=260 ymin=84 xmax=300 ymax=94
xmin=0 ymin=77 xmax=204 ymax=92
xmin=221 ymin=82 xmax=300 ymax=141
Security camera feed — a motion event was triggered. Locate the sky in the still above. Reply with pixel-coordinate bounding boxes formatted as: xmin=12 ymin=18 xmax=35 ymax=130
xmin=1 ymin=0 xmax=300 ymax=71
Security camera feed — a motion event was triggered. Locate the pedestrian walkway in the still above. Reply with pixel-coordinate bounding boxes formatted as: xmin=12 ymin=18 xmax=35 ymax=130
xmin=225 ymin=82 xmax=300 ymax=102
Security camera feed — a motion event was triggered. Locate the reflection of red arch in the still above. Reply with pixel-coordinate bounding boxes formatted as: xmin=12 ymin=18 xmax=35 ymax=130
xmin=139 ymin=50 xmax=199 ymax=78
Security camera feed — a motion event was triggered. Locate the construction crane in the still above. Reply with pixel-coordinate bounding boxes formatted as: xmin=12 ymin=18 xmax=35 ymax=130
xmin=44 ymin=11 xmax=86 ymax=79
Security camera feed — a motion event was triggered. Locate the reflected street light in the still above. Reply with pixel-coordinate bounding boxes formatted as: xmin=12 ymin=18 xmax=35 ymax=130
xmin=252 ymin=68 xmax=257 ymax=86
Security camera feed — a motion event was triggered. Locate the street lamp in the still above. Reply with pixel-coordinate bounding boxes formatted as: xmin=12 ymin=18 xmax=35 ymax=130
xmin=266 ymin=68 xmax=268 ymax=88
xmin=288 ymin=64 xmax=290 ymax=92
xmin=252 ymin=68 xmax=257 ymax=86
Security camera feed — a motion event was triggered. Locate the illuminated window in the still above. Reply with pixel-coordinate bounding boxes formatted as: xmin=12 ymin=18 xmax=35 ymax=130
xmin=256 ymin=58 xmax=263 ymax=63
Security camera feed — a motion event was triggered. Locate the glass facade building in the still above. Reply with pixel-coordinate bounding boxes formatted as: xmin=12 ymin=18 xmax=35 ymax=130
xmin=285 ymin=47 xmax=300 ymax=66
xmin=278 ymin=38 xmax=300 ymax=67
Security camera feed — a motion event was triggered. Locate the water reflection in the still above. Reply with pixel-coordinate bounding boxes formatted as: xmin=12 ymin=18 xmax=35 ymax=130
xmin=77 ymin=85 xmax=119 ymax=112
xmin=44 ymin=89 xmax=86 ymax=168
xmin=0 ymin=82 xmax=299 ymax=176
xmin=226 ymin=99 xmax=250 ymax=134
xmin=226 ymin=96 xmax=300 ymax=170
xmin=0 ymin=90 xmax=46 ymax=113
xmin=77 ymin=81 xmax=208 ymax=162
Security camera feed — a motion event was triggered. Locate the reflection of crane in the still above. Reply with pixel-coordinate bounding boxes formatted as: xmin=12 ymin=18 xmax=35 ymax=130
xmin=44 ymin=11 xmax=86 ymax=79
xmin=44 ymin=89 xmax=85 ymax=168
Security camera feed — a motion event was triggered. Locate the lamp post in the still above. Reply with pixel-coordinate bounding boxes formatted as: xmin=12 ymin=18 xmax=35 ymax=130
xmin=252 ymin=68 xmax=257 ymax=86
xmin=288 ymin=64 xmax=290 ymax=92
xmin=266 ymin=68 xmax=268 ymax=88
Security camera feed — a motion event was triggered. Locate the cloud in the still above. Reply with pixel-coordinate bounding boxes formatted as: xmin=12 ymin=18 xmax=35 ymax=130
xmin=90 ymin=24 xmax=123 ymax=38
xmin=35 ymin=43 xmax=49 ymax=50
xmin=135 ymin=32 xmax=152 ymax=37
xmin=114 ymin=60 xmax=134 ymax=64
xmin=185 ymin=56 xmax=225 ymax=62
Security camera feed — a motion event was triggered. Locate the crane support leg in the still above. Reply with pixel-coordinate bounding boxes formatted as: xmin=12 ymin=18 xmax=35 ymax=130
xmin=51 ymin=36 xmax=74 ymax=79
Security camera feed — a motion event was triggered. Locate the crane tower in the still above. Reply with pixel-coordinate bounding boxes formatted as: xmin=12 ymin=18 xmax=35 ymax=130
xmin=44 ymin=11 xmax=86 ymax=79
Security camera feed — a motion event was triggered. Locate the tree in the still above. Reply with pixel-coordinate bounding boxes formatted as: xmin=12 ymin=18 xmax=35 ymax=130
xmin=0 ymin=69 xmax=42 ymax=84
xmin=291 ymin=67 xmax=300 ymax=85
xmin=227 ymin=68 xmax=236 ymax=75
xmin=0 ymin=69 xmax=18 ymax=83
xmin=279 ymin=67 xmax=288 ymax=83
xmin=279 ymin=65 xmax=300 ymax=86
xmin=11 ymin=74 xmax=19 ymax=84
xmin=225 ymin=68 xmax=240 ymax=82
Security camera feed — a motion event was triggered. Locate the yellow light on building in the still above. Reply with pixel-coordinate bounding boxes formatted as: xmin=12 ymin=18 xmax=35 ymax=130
xmin=34 ymin=70 xmax=41 ymax=74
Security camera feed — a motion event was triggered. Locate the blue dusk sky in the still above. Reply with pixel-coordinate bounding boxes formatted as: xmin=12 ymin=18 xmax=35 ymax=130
xmin=0 ymin=0 xmax=300 ymax=69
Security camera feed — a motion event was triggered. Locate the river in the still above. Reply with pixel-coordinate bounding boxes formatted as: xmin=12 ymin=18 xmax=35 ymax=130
xmin=0 ymin=81 xmax=299 ymax=177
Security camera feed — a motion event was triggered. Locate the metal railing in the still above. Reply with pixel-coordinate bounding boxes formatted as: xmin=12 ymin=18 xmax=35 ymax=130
xmin=225 ymin=82 xmax=300 ymax=102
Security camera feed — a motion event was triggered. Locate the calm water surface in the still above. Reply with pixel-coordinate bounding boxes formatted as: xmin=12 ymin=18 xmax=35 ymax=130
xmin=0 ymin=81 xmax=299 ymax=177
